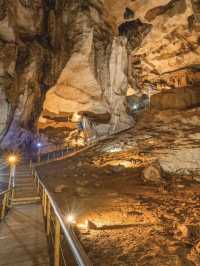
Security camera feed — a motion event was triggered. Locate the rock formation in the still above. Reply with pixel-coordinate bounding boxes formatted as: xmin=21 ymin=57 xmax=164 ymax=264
xmin=151 ymin=85 xmax=200 ymax=110
xmin=0 ymin=0 xmax=53 ymax=149
xmin=39 ymin=0 xmax=135 ymax=137
xmin=105 ymin=0 xmax=200 ymax=94
xmin=0 ymin=0 xmax=134 ymax=150
xmin=1 ymin=0 xmax=200 ymax=149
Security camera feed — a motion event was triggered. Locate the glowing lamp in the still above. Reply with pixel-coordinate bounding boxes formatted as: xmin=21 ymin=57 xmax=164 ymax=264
xmin=66 ymin=214 xmax=75 ymax=224
xmin=37 ymin=142 xmax=42 ymax=148
xmin=133 ymin=104 xmax=138 ymax=110
xmin=8 ymin=155 xmax=17 ymax=164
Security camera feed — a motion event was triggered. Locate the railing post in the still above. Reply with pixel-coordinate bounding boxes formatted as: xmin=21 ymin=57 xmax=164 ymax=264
xmin=11 ymin=186 xmax=15 ymax=203
xmin=54 ymin=217 xmax=61 ymax=266
xmin=46 ymin=199 xmax=51 ymax=236
xmin=1 ymin=192 xmax=7 ymax=220
xmin=33 ymin=170 xmax=36 ymax=181
xmin=37 ymin=178 xmax=40 ymax=194
xmin=44 ymin=192 xmax=47 ymax=217
xmin=6 ymin=191 xmax=9 ymax=207
xmin=42 ymin=188 xmax=45 ymax=210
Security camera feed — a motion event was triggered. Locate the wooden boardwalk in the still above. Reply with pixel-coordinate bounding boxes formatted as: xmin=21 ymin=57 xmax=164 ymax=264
xmin=0 ymin=161 xmax=49 ymax=266
xmin=0 ymin=204 xmax=50 ymax=266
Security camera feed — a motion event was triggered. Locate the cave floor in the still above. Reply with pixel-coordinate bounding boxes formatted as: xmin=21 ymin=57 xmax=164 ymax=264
xmin=37 ymin=107 xmax=200 ymax=266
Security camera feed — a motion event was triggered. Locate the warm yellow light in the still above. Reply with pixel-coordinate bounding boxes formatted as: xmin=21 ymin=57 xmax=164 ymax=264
xmin=66 ymin=214 xmax=75 ymax=224
xmin=8 ymin=155 xmax=17 ymax=164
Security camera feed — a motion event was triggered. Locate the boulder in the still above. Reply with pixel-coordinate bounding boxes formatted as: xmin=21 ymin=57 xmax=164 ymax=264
xmin=175 ymin=224 xmax=200 ymax=241
xmin=87 ymin=220 xmax=97 ymax=230
xmin=143 ymin=163 xmax=162 ymax=183
xmin=54 ymin=184 xmax=68 ymax=193
xmin=158 ymin=147 xmax=200 ymax=176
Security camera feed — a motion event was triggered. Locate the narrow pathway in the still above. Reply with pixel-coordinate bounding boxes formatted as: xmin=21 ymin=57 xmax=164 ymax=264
xmin=13 ymin=162 xmax=40 ymax=204
xmin=0 ymin=160 xmax=50 ymax=266
xmin=0 ymin=204 xmax=50 ymax=266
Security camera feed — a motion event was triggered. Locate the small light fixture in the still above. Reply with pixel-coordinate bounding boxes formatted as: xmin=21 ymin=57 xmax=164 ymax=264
xmin=37 ymin=142 xmax=42 ymax=148
xmin=133 ymin=104 xmax=138 ymax=110
xmin=8 ymin=155 xmax=17 ymax=164
xmin=66 ymin=214 xmax=75 ymax=224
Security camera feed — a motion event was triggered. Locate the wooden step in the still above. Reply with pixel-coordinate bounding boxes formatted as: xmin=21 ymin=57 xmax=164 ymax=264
xmin=15 ymin=182 xmax=36 ymax=187
xmin=15 ymin=186 xmax=37 ymax=191
xmin=15 ymin=190 xmax=37 ymax=196
xmin=15 ymin=170 xmax=32 ymax=175
xmin=12 ymin=196 xmax=40 ymax=205
xmin=14 ymin=188 xmax=38 ymax=194
xmin=15 ymin=175 xmax=33 ymax=179
xmin=15 ymin=181 xmax=35 ymax=186
xmin=15 ymin=183 xmax=35 ymax=188
xmin=15 ymin=173 xmax=33 ymax=176
xmin=15 ymin=192 xmax=38 ymax=197
xmin=14 ymin=191 xmax=38 ymax=197
xmin=16 ymin=178 xmax=34 ymax=182
xmin=16 ymin=179 xmax=34 ymax=183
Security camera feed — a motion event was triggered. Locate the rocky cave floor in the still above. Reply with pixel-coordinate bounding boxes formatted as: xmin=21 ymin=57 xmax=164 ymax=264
xmin=38 ymin=107 xmax=200 ymax=266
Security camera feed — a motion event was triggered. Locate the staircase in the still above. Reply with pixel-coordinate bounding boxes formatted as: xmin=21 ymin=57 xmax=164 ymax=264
xmin=12 ymin=162 xmax=40 ymax=205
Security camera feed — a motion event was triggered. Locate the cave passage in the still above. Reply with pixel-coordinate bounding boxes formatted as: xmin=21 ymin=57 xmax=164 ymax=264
xmin=1 ymin=0 xmax=200 ymax=266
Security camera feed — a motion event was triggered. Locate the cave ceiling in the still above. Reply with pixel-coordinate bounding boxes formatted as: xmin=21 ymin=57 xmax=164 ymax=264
xmin=105 ymin=0 xmax=200 ymax=90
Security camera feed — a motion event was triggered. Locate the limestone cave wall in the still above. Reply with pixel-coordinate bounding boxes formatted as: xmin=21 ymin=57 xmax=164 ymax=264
xmin=1 ymin=0 xmax=200 ymax=149
xmin=105 ymin=0 xmax=200 ymax=95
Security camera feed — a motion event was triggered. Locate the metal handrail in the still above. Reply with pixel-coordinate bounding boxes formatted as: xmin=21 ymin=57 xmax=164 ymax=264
xmin=34 ymin=170 xmax=93 ymax=266
xmin=0 ymin=188 xmax=10 ymax=196
xmin=36 ymin=125 xmax=134 ymax=166
xmin=0 ymin=187 xmax=12 ymax=220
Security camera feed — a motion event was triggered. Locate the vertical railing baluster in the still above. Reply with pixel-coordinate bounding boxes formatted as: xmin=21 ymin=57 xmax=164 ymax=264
xmin=37 ymin=178 xmax=40 ymax=194
xmin=42 ymin=188 xmax=45 ymax=211
xmin=1 ymin=192 xmax=7 ymax=220
xmin=11 ymin=187 xmax=14 ymax=203
xmin=47 ymin=200 xmax=51 ymax=236
xmin=54 ymin=217 xmax=61 ymax=266
xmin=44 ymin=192 xmax=47 ymax=217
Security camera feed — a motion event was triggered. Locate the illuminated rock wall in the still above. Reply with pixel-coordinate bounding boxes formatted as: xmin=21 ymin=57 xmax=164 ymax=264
xmin=1 ymin=0 xmax=200 ymax=149
xmin=0 ymin=0 xmax=133 ymax=149
xmin=105 ymin=0 xmax=200 ymax=93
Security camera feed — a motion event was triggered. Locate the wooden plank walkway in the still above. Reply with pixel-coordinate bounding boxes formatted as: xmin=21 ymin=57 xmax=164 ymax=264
xmin=0 ymin=204 xmax=50 ymax=266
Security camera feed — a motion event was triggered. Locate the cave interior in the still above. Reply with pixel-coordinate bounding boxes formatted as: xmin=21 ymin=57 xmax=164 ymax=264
xmin=1 ymin=0 xmax=200 ymax=265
